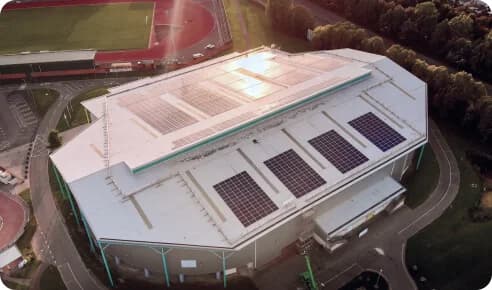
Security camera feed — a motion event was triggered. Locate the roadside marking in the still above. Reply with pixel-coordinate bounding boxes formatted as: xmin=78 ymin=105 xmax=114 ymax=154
xmin=59 ymin=263 xmax=84 ymax=290
xmin=320 ymin=263 xmax=362 ymax=285
xmin=401 ymin=242 xmax=418 ymax=290
xmin=398 ymin=128 xmax=456 ymax=235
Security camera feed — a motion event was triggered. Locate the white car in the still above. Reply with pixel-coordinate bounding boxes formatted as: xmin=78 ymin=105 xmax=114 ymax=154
xmin=205 ymin=44 xmax=215 ymax=49
xmin=192 ymin=53 xmax=204 ymax=59
xmin=0 ymin=168 xmax=19 ymax=185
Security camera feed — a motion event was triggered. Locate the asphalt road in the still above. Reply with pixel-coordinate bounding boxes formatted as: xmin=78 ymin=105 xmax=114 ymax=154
xmin=254 ymin=119 xmax=460 ymax=290
xmin=26 ymin=78 xmax=134 ymax=290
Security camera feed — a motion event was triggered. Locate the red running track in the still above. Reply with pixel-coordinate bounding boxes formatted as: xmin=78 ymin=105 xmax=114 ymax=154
xmin=4 ymin=0 xmax=216 ymax=65
xmin=95 ymin=0 xmax=215 ymax=64
xmin=0 ymin=192 xmax=28 ymax=252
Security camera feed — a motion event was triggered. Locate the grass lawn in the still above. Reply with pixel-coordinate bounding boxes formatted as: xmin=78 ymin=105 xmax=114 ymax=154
xmin=28 ymin=88 xmax=59 ymax=117
xmin=223 ymin=0 xmax=311 ymax=53
xmin=0 ymin=3 xmax=153 ymax=54
xmin=56 ymin=87 xmax=109 ymax=132
xmin=16 ymin=189 xmax=37 ymax=257
xmin=3 ymin=280 xmax=29 ymax=290
xmin=403 ymin=147 xmax=440 ymax=209
xmin=406 ymin=121 xmax=492 ymax=290
xmin=40 ymin=265 xmax=67 ymax=290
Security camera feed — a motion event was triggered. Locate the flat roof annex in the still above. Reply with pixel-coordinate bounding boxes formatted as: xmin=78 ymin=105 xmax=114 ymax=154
xmin=0 ymin=50 xmax=96 ymax=66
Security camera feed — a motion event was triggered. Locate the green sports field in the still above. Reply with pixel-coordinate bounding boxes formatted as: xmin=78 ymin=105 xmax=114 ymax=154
xmin=0 ymin=3 xmax=154 ymax=54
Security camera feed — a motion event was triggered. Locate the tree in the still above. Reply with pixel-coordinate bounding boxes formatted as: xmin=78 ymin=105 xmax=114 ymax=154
xmin=289 ymin=5 xmax=315 ymax=38
xmin=412 ymin=2 xmax=439 ymax=41
xmin=48 ymin=130 xmax=62 ymax=149
xmin=266 ymin=0 xmax=292 ymax=30
xmin=430 ymin=19 xmax=451 ymax=53
xmin=310 ymin=22 xmax=370 ymax=50
xmin=444 ymin=71 xmax=487 ymax=117
xmin=477 ymin=96 xmax=492 ymax=142
xmin=379 ymin=5 xmax=406 ymax=37
xmin=361 ymin=36 xmax=386 ymax=54
xmin=448 ymin=13 xmax=474 ymax=39
xmin=470 ymin=32 xmax=492 ymax=81
xmin=446 ymin=37 xmax=472 ymax=70
xmin=353 ymin=0 xmax=380 ymax=27
xmin=411 ymin=59 xmax=431 ymax=82
xmin=343 ymin=0 xmax=359 ymax=19
xmin=426 ymin=65 xmax=451 ymax=108
xmin=385 ymin=44 xmax=417 ymax=70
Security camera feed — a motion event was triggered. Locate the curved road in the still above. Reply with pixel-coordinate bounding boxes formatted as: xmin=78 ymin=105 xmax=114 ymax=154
xmin=255 ymin=120 xmax=460 ymax=290
xmin=27 ymin=79 xmax=134 ymax=290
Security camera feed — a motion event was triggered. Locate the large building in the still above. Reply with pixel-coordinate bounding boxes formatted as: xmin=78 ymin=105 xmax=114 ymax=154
xmin=50 ymin=47 xmax=427 ymax=286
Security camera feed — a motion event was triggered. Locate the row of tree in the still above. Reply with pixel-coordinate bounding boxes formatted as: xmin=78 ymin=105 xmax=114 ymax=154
xmin=266 ymin=0 xmax=315 ymax=38
xmin=312 ymin=0 xmax=492 ymax=82
xmin=310 ymin=22 xmax=492 ymax=142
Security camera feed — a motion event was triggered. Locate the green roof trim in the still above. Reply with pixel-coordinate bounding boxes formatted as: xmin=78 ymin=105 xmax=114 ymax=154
xmin=132 ymin=72 xmax=371 ymax=174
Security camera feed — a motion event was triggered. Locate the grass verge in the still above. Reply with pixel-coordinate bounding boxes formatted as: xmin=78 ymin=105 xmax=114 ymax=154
xmin=3 ymin=280 xmax=29 ymax=290
xmin=15 ymin=189 xmax=37 ymax=256
xmin=9 ymin=189 xmax=40 ymax=281
xmin=56 ymin=87 xmax=109 ymax=132
xmin=223 ymin=0 xmax=311 ymax=53
xmin=39 ymin=265 xmax=67 ymax=290
xmin=406 ymin=120 xmax=492 ymax=290
xmin=28 ymin=88 xmax=59 ymax=117
xmin=402 ymin=147 xmax=440 ymax=209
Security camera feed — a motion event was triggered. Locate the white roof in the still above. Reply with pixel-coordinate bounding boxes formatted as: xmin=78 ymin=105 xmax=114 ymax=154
xmin=51 ymin=47 xmax=428 ymax=249
xmin=0 ymin=50 xmax=96 ymax=66
xmin=314 ymin=172 xmax=404 ymax=237
xmin=76 ymin=48 xmax=371 ymax=181
xmin=0 ymin=246 xmax=21 ymax=268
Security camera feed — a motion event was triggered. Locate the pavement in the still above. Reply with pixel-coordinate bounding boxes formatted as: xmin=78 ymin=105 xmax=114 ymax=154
xmin=24 ymin=78 xmax=135 ymax=290
xmin=254 ymin=120 xmax=460 ymax=290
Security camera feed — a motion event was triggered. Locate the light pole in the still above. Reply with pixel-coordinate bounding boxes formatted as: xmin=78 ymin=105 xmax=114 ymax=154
xmin=374 ymin=268 xmax=383 ymax=289
xmin=23 ymin=78 xmax=37 ymax=113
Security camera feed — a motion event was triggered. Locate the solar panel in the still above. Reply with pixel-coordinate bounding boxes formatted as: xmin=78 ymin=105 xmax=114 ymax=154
xmin=214 ymin=171 xmax=278 ymax=227
xmin=309 ymin=130 xmax=368 ymax=173
xmin=174 ymin=86 xmax=240 ymax=116
xmin=348 ymin=112 xmax=406 ymax=152
xmin=121 ymin=97 xmax=197 ymax=135
xmin=264 ymin=149 xmax=326 ymax=198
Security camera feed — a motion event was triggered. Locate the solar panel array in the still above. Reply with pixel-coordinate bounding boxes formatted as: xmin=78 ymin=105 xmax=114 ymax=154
xmin=214 ymin=171 xmax=278 ymax=227
xmin=122 ymin=97 xmax=197 ymax=134
xmin=264 ymin=149 xmax=326 ymax=198
xmin=309 ymin=130 xmax=368 ymax=173
xmin=174 ymin=86 xmax=240 ymax=116
xmin=348 ymin=112 xmax=406 ymax=152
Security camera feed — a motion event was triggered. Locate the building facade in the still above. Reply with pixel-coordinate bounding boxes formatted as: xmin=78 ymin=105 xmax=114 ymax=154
xmin=51 ymin=47 xmax=427 ymax=286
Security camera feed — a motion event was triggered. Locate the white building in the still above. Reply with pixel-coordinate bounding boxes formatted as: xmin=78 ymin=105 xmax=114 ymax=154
xmin=50 ymin=47 xmax=427 ymax=286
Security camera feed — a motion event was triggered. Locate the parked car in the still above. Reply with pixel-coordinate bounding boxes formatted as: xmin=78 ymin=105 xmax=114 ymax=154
xmin=0 ymin=168 xmax=18 ymax=185
xmin=192 ymin=53 xmax=204 ymax=59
